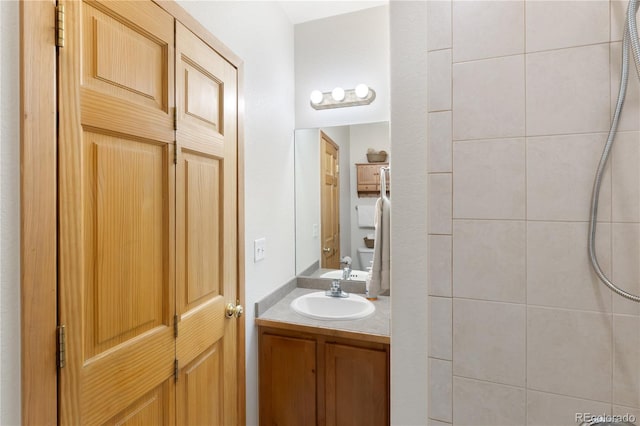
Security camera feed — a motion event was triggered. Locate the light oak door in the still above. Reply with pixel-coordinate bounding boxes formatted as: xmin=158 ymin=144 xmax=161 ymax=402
xmin=320 ymin=133 xmax=340 ymax=269
xmin=58 ymin=1 xmax=176 ymax=424
xmin=58 ymin=2 xmax=240 ymax=424
xmin=175 ymin=22 xmax=239 ymax=425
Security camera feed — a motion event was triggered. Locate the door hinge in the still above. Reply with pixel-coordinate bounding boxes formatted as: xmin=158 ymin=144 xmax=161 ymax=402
xmin=57 ymin=325 xmax=66 ymax=369
xmin=173 ymin=146 xmax=178 ymax=165
xmin=173 ymin=314 xmax=178 ymax=338
xmin=55 ymin=5 xmax=65 ymax=48
xmin=174 ymin=359 xmax=179 ymax=382
xmin=173 ymin=109 xmax=177 ymax=131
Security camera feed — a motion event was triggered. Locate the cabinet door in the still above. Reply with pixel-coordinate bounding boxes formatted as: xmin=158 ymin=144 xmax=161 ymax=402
xmin=325 ymin=343 xmax=389 ymax=426
xmin=357 ymin=164 xmax=380 ymax=187
xmin=260 ymin=334 xmax=317 ymax=426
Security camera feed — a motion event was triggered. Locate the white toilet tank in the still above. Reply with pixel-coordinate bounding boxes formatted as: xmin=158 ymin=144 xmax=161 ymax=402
xmin=357 ymin=247 xmax=375 ymax=270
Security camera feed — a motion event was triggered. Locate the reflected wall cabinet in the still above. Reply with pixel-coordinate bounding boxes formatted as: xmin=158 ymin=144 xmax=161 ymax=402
xmin=356 ymin=163 xmax=389 ymax=197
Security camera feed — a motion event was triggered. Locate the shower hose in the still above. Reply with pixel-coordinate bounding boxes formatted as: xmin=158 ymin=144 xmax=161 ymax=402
xmin=589 ymin=0 xmax=640 ymax=302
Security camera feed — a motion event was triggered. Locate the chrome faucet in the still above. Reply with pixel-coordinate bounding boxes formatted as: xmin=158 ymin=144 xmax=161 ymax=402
xmin=340 ymin=256 xmax=352 ymax=281
xmin=326 ymin=279 xmax=349 ymax=298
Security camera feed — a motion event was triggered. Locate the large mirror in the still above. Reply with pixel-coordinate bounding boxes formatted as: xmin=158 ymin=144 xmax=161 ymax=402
xmin=295 ymin=121 xmax=390 ymax=281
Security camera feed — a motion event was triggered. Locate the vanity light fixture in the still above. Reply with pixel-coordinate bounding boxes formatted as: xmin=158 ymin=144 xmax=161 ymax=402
xmin=310 ymin=90 xmax=324 ymax=105
xmin=331 ymin=87 xmax=345 ymax=102
xmin=309 ymin=84 xmax=376 ymax=110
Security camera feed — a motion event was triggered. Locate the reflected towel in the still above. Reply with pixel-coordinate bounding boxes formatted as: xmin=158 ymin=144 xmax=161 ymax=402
xmin=357 ymin=205 xmax=376 ymax=228
xmin=369 ymin=197 xmax=390 ymax=299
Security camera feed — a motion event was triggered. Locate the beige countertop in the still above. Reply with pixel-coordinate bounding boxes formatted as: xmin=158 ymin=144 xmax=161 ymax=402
xmin=255 ymin=286 xmax=390 ymax=344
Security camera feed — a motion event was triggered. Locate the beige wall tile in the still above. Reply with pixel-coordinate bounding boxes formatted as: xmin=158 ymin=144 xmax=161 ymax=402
xmin=527 ymin=306 xmax=612 ymax=402
xmin=453 ymin=299 xmax=525 ymax=387
xmin=611 ymin=43 xmax=640 ymax=132
xmin=526 ymin=44 xmax=610 ymax=136
xmin=611 ymin=0 xmax=626 ymax=42
xmin=453 ymin=220 xmax=526 ymax=303
xmin=613 ymin=315 xmax=640 ymax=408
xmin=429 ymin=174 xmax=452 ymax=234
xmin=612 ymin=224 xmax=640 ymax=315
xmin=527 ymin=221 xmax=612 ymax=312
xmin=430 ymin=358 xmax=452 ymax=422
xmin=428 ymin=49 xmax=451 ymax=112
xmin=428 ymin=111 xmax=452 ymax=173
xmin=452 ymin=0 xmax=524 ymax=62
xmin=430 ymin=296 xmax=452 ymax=360
xmin=453 ymin=138 xmax=525 ymax=220
xmin=428 ymin=235 xmax=452 ymax=297
xmin=527 ymin=133 xmax=612 ymax=222
xmin=453 ymin=55 xmax=525 ymax=141
xmin=427 ymin=0 xmax=451 ymax=52
xmin=527 ymin=390 xmax=611 ymax=426
xmin=612 ymin=406 xmax=640 ymax=424
xmin=453 ymin=377 xmax=525 ymax=426
xmin=526 ymin=0 xmax=609 ymax=53
xmin=612 ymin=132 xmax=640 ymax=222
xmin=429 ymin=235 xmax=452 ymax=297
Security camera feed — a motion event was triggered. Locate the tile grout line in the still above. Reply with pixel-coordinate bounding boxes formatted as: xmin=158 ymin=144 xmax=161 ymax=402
xmin=523 ymin=2 xmax=528 ymax=423
xmin=609 ymin=2 xmax=615 ymax=409
xmin=449 ymin=1 xmax=454 ymax=423
xmin=452 ymin=39 xmax=614 ymax=67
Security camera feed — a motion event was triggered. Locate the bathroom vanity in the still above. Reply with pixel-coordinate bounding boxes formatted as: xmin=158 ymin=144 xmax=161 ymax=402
xmin=256 ymin=286 xmax=390 ymax=426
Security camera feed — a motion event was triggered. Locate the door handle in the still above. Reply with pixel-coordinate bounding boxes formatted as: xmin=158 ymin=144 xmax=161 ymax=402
xmin=225 ymin=302 xmax=244 ymax=319
xmin=323 ymin=247 xmax=331 ymax=253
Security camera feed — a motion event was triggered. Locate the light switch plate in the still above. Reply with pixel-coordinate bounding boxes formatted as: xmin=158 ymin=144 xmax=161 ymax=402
xmin=254 ymin=238 xmax=266 ymax=262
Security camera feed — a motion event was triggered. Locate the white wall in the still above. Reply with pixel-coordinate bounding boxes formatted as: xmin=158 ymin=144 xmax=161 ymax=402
xmin=390 ymin=2 xmax=429 ymax=425
xmin=349 ymin=121 xmax=389 ymax=270
xmin=0 ymin=1 xmax=21 ymax=424
xmin=295 ymin=5 xmax=390 ymax=129
xmin=175 ymin=2 xmax=296 ymax=425
xmin=294 ymin=128 xmax=320 ymax=274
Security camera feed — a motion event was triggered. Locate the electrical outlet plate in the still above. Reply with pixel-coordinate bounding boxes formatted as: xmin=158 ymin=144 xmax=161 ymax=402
xmin=254 ymin=238 xmax=266 ymax=262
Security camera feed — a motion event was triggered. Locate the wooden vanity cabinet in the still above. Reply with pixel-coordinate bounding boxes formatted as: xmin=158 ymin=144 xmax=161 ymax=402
xmin=259 ymin=326 xmax=390 ymax=426
xmin=260 ymin=333 xmax=317 ymax=425
xmin=356 ymin=163 xmax=389 ymax=197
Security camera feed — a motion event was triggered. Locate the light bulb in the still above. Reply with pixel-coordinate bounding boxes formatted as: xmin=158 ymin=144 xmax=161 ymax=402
xmin=355 ymin=84 xmax=369 ymax=99
xmin=331 ymin=87 xmax=345 ymax=102
xmin=310 ymin=90 xmax=324 ymax=105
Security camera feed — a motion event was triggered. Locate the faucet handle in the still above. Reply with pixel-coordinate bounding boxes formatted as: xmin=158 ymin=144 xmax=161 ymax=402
xmin=326 ymin=279 xmax=349 ymax=298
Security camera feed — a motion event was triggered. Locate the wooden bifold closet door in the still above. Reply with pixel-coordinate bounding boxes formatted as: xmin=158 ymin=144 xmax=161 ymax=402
xmin=57 ymin=1 xmax=238 ymax=424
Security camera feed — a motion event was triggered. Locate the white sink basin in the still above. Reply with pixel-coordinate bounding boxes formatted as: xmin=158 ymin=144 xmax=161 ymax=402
xmin=319 ymin=269 xmax=369 ymax=281
xmin=290 ymin=291 xmax=375 ymax=320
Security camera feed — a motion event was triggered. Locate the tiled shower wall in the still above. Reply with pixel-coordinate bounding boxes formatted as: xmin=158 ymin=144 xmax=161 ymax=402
xmin=427 ymin=1 xmax=640 ymax=425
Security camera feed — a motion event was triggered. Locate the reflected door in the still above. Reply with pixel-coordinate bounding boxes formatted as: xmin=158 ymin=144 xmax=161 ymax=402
xmin=321 ymin=132 xmax=340 ymax=269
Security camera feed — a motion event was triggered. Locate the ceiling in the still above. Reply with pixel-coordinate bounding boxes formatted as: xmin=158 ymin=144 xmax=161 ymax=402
xmin=278 ymin=0 xmax=388 ymax=25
